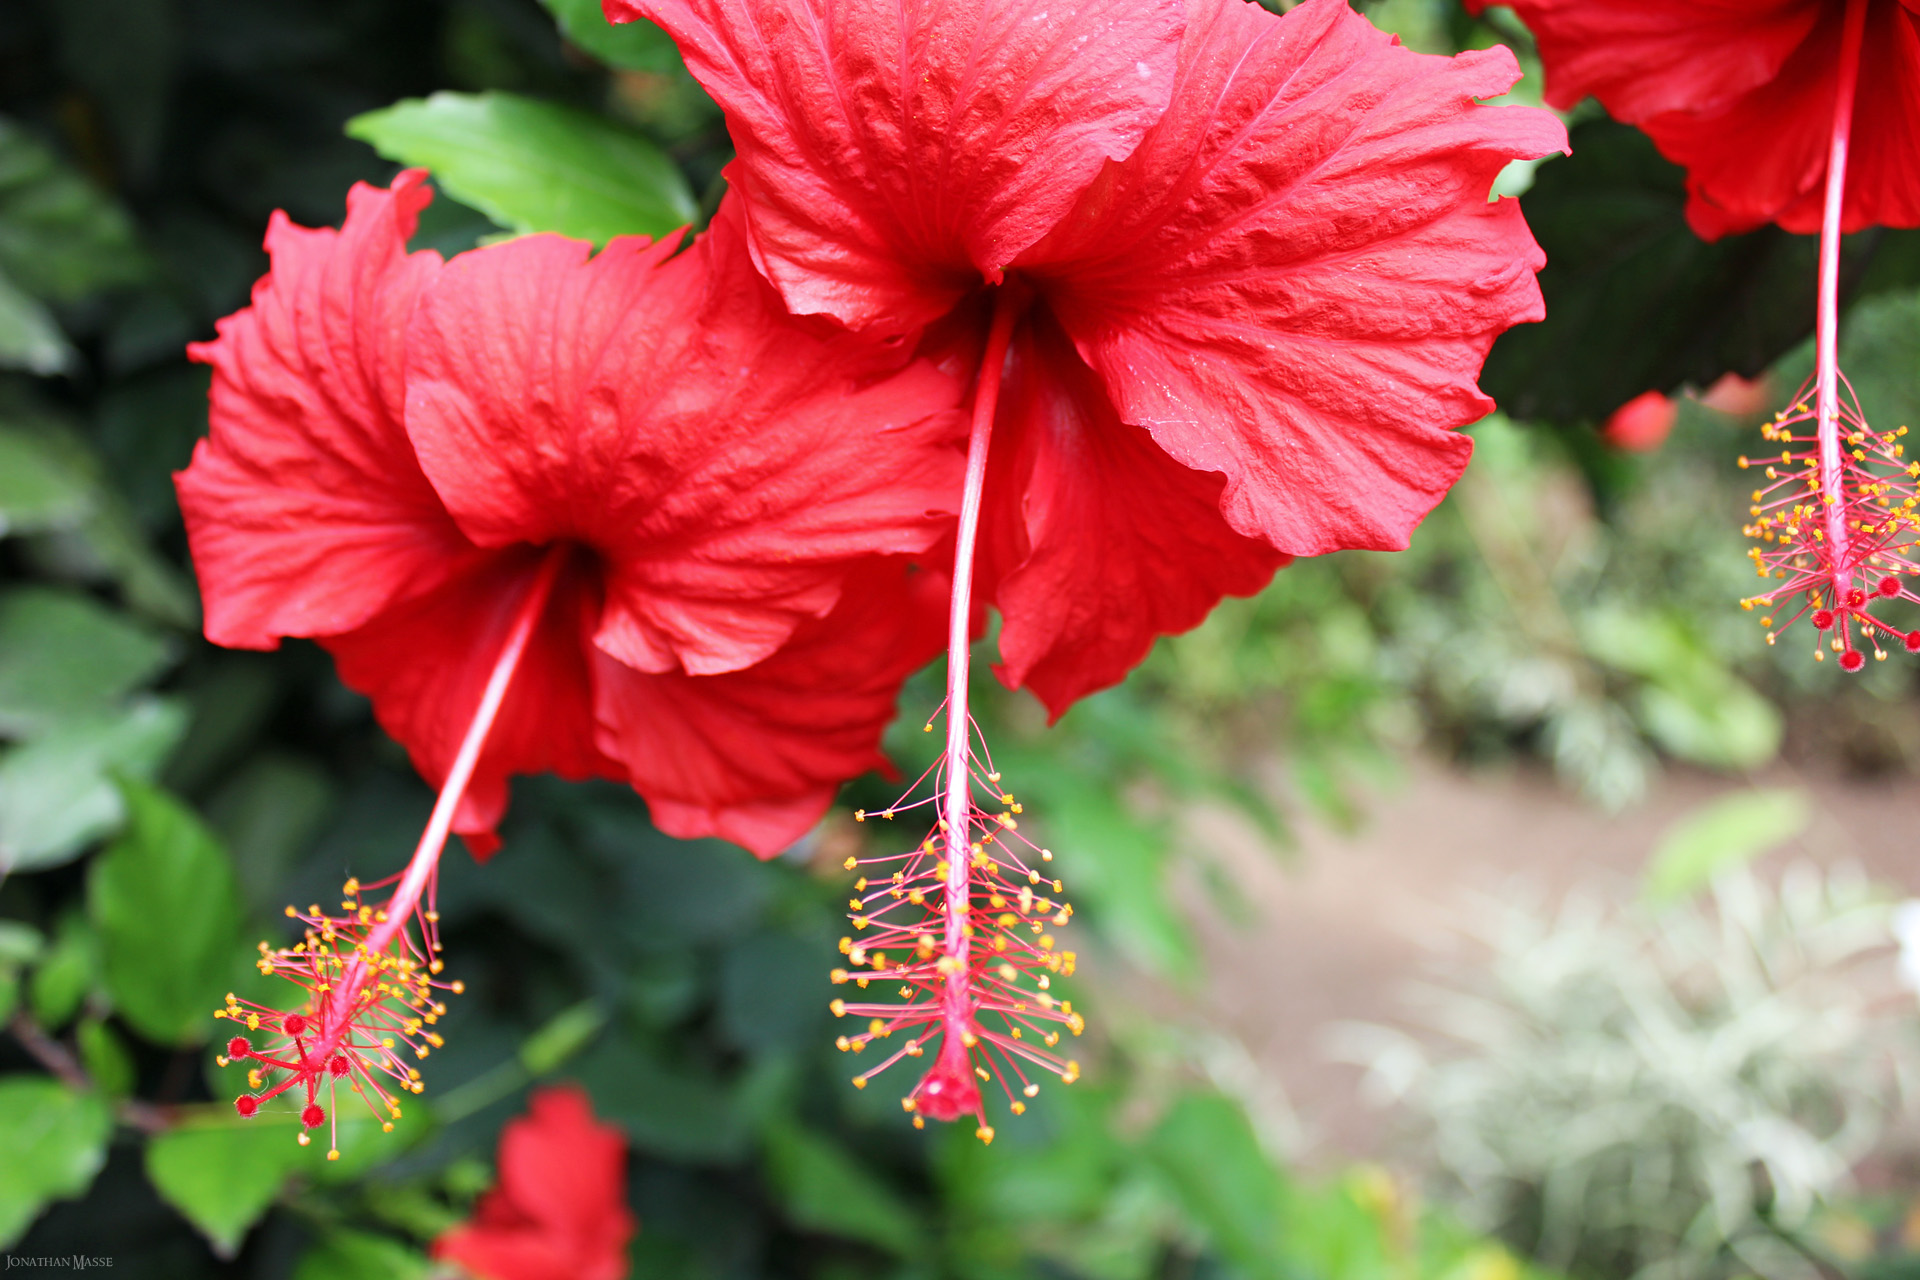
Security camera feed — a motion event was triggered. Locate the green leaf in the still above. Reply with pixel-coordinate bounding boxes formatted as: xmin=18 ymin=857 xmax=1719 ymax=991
xmin=0 ymin=920 xmax=45 ymax=968
xmin=571 ymin=1028 xmax=751 ymax=1164
xmin=540 ymin=0 xmax=682 ymax=71
xmin=88 ymin=781 xmax=244 ymax=1045
xmin=0 ymin=586 xmax=175 ymax=737
xmin=1481 ymin=119 xmax=1920 ymax=425
xmin=762 ymin=1120 xmax=924 ymax=1257
xmin=0 ymin=269 xmax=73 ymax=376
xmin=1017 ymin=755 xmax=1196 ymax=982
xmin=0 ymin=117 xmax=150 ymax=303
xmin=518 ymin=999 xmax=607 ymax=1076
xmin=347 ymin=92 xmax=697 ymax=245
xmin=28 ymin=911 xmax=96 ymax=1029
xmin=0 ymin=1075 xmax=112 ymax=1249
xmin=145 ymin=1113 xmax=306 ymax=1258
xmin=76 ymin=1017 xmax=136 ymax=1098
xmin=1581 ymin=608 xmax=1782 ymax=772
xmin=0 ymin=697 xmax=188 ymax=873
xmin=1635 ymin=679 xmax=1782 ymax=773
xmin=0 ymin=412 xmax=199 ymax=629
xmin=1643 ymin=789 xmax=1812 ymax=906
xmin=204 ymin=752 xmax=335 ymax=915
xmin=1149 ymin=1092 xmax=1287 ymax=1278
xmin=292 ymin=1228 xmax=430 ymax=1280
xmin=313 ymin=1103 xmax=434 ymax=1186
xmin=0 ymin=422 xmax=92 ymax=537
xmin=717 ymin=931 xmax=828 ymax=1057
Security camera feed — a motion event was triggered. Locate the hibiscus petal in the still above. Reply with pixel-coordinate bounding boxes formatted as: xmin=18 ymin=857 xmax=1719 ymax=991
xmin=1023 ymin=0 xmax=1565 ymax=556
xmin=320 ymin=548 xmax=624 ymax=858
xmin=403 ymin=208 xmax=966 ymax=677
xmin=1464 ymin=0 xmax=1817 ymax=119
xmin=595 ymin=558 xmax=947 ymax=857
xmin=176 ymin=170 xmax=474 ymax=648
xmin=1641 ymin=1 xmax=1920 ymax=237
xmin=982 ymin=314 xmax=1288 ymax=718
xmin=610 ymin=0 xmax=1185 ymax=333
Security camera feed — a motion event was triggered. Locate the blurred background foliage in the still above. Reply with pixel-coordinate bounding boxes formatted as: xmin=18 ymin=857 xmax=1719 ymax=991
xmin=2 ymin=0 xmax=1920 ymax=1278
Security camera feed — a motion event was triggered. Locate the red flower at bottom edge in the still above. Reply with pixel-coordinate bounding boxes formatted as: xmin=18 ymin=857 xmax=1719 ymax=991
xmin=434 ymin=1086 xmax=635 ymax=1280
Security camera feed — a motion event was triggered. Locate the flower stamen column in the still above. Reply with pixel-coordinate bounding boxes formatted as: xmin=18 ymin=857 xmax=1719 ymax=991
xmin=832 ymin=288 xmax=1085 ymax=1141
xmin=1740 ymin=0 xmax=1920 ymax=665
xmin=216 ymin=543 xmax=569 ymax=1155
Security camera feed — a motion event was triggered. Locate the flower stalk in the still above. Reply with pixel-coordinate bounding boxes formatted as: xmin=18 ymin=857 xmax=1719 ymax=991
xmin=217 ymin=543 xmax=569 ymax=1155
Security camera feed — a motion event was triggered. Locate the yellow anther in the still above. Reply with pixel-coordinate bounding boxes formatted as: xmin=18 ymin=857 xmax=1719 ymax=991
xmin=830 ymin=999 xmax=847 ymax=1017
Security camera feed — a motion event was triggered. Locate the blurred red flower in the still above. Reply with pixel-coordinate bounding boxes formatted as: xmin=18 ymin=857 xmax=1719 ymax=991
xmin=613 ymin=0 xmax=1567 ymax=714
xmin=177 ymin=171 xmax=961 ymax=857
xmin=434 ymin=1086 xmax=635 ymax=1280
xmin=1466 ymin=0 xmax=1920 ymax=238
xmin=1601 ymin=390 xmax=1677 ymax=453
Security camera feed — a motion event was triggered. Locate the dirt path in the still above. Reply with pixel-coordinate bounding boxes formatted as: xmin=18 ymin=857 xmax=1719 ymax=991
xmin=1160 ymin=756 xmax=1920 ymax=1165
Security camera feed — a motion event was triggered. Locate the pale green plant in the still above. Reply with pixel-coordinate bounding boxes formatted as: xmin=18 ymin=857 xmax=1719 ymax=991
xmin=1332 ymin=865 xmax=1918 ymax=1280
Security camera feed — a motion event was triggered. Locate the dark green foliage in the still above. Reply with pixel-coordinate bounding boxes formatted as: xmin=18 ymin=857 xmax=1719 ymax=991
xmin=1480 ymin=119 xmax=1920 ymax=427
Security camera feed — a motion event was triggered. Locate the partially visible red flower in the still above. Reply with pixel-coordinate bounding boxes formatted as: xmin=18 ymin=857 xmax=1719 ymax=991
xmin=1602 ymin=390 xmax=1677 ymax=452
xmin=1466 ymin=0 xmax=1920 ymax=239
xmin=617 ymin=0 xmax=1568 ymax=714
xmin=179 ymin=170 xmax=962 ymax=856
xmin=435 ymin=1086 xmax=635 ymax=1280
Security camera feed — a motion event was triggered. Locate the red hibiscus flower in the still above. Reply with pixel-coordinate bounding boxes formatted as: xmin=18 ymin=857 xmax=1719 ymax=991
xmin=189 ymin=170 xmax=960 ymax=1151
xmin=1467 ymin=0 xmax=1920 ymax=239
xmin=608 ymin=0 xmax=1563 ymax=1138
xmin=434 ymin=1086 xmax=635 ymax=1280
xmin=179 ymin=169 xmax=960 ymax=856
xmin=611 ymin=0 xmax=1565 ymax=714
